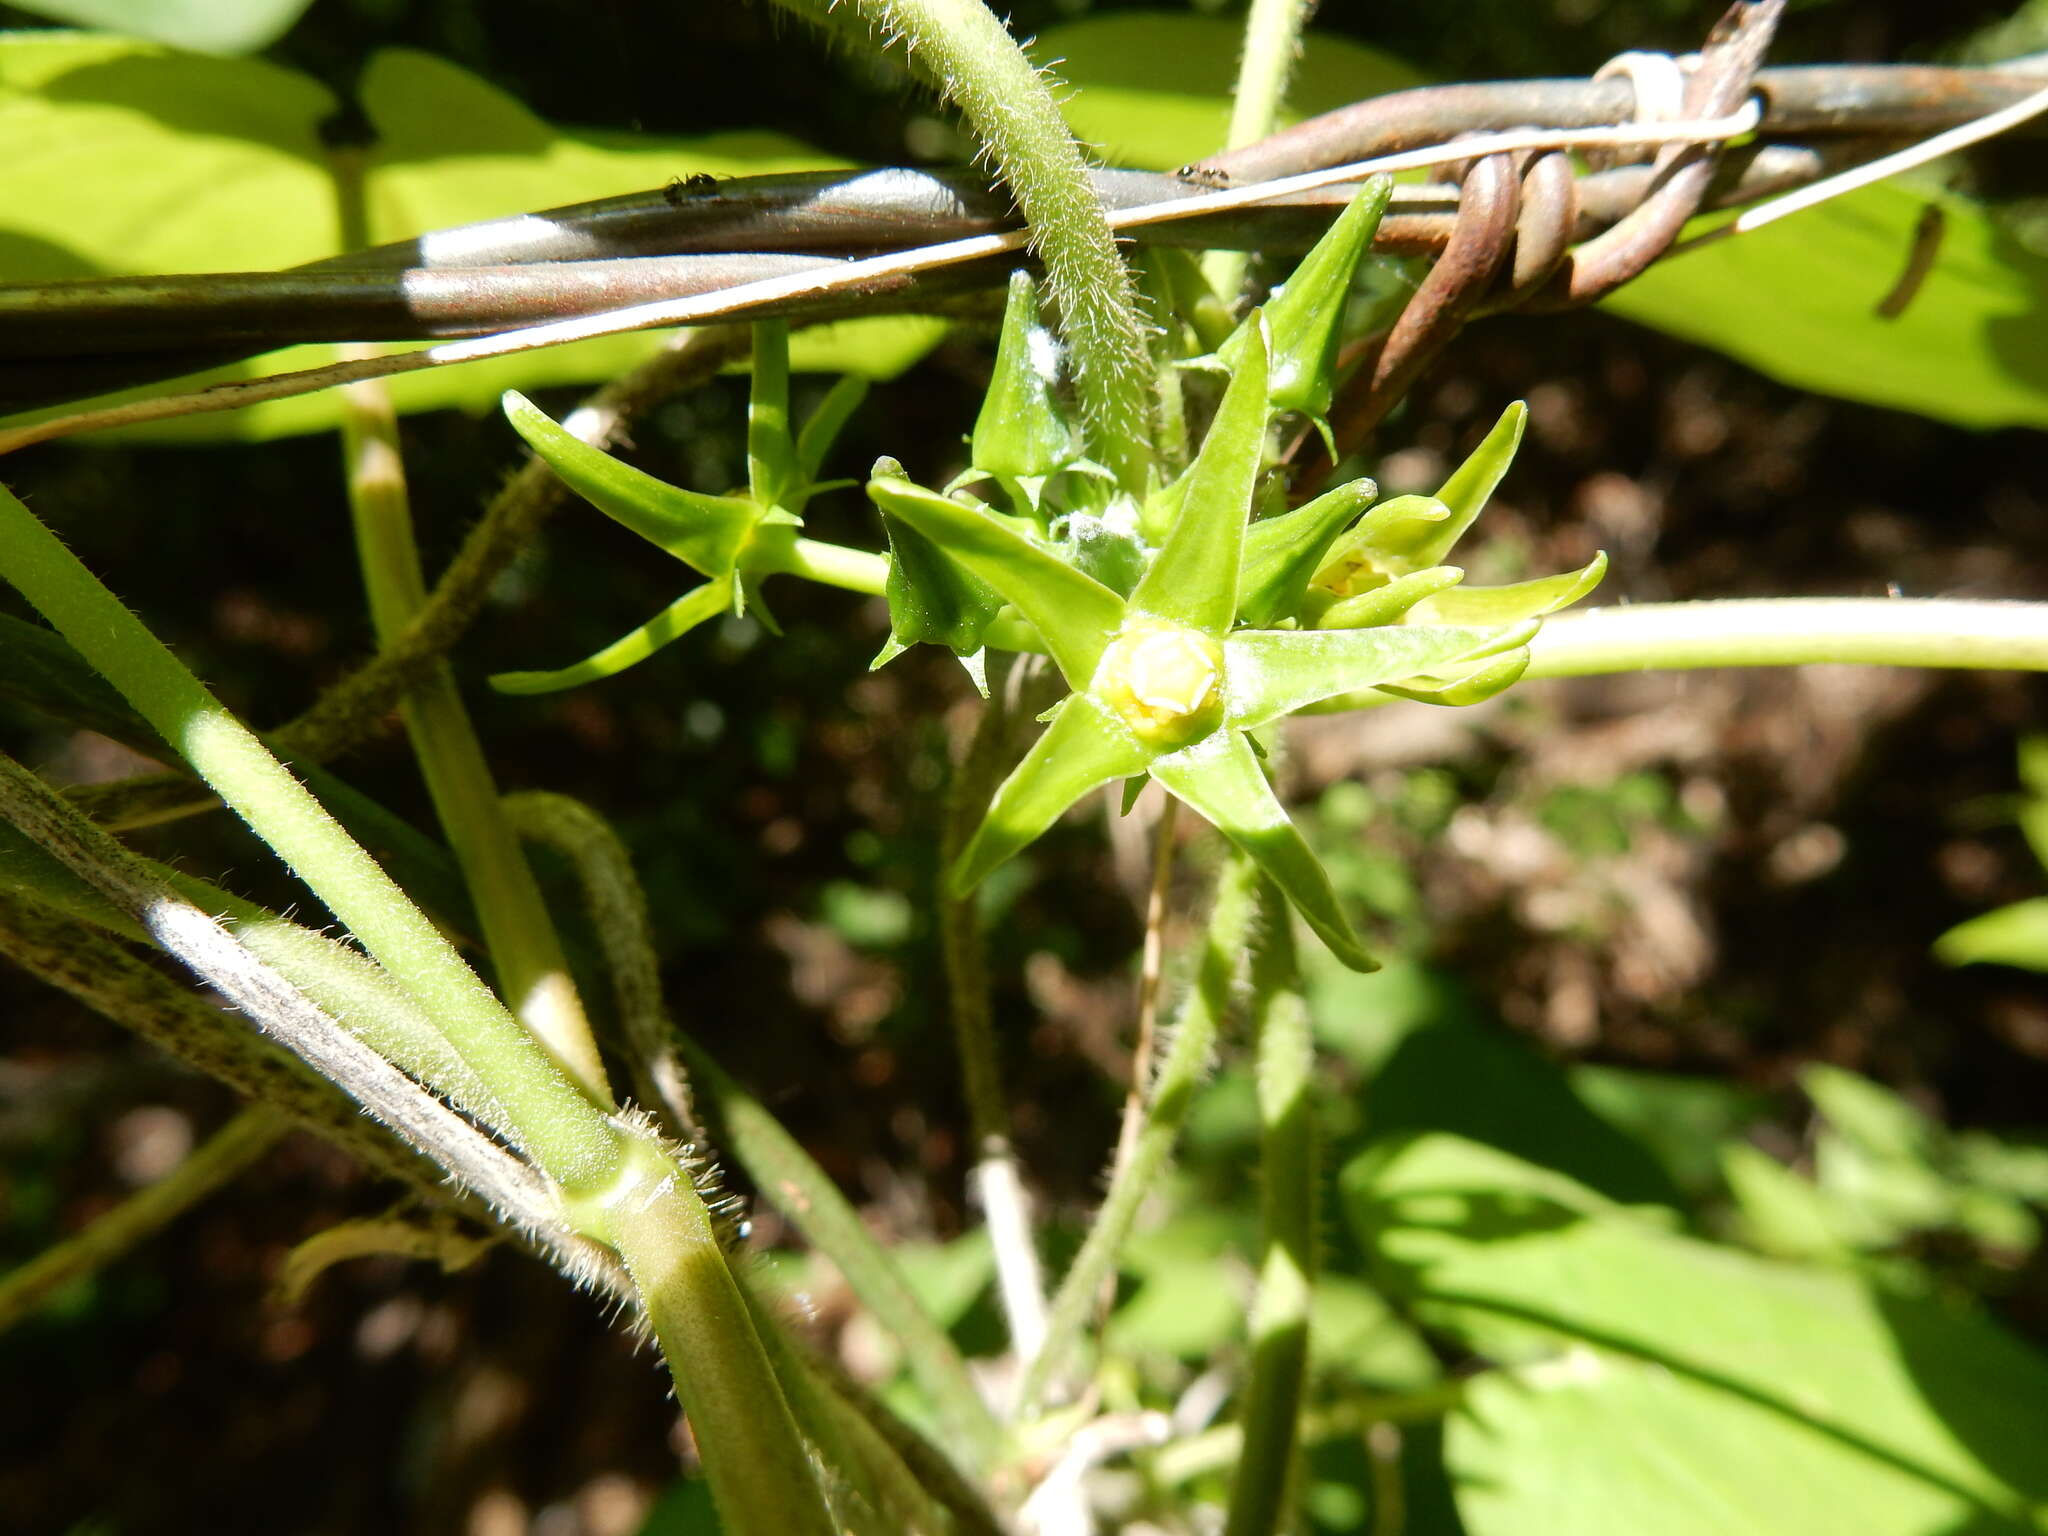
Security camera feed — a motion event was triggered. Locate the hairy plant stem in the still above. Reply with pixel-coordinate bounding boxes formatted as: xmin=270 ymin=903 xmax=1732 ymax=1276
xmin=1018 ymin=852 xmax=1260 ymax=1417
xmin=768 ymin=0 xmax=1155 ymax=491
xmin=338 ymin=355 xmax=610 ymax=1101
xmin=1225 ymin=879 xmax=1318 ymax=1536
xmin=945 ymin=657 xmax=1050 ymax=1371
xmin=1206 ymin=0 xmax=1321 ymax=302
xmin=1107 ymin=795 xmax=1179 ymax=1214
xmin=506 ymin=789 xmax=1006 ymax=1471
xmin=0 ymin=1105 xmax=283 ymax=1334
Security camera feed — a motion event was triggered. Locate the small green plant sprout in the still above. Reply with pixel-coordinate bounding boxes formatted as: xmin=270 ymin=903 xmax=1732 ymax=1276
xmin=1934 ymin=735 xmax=2048 ymax=972
xmin=869 ymin=315 xmax=1526 ymax=971
xmin=490 ymin=319 xmax=873 ymax=694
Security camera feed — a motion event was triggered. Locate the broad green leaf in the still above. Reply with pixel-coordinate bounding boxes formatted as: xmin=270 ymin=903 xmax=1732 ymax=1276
xmin=867 ymin=472 xmax=1125 ymax=686
xmin=1238 ymin=478 xmax=1378 ymax=628
xmin=1412 ymin=552 xmax=1607 ymax=626
xmin=1221 ymin=177 xmax=1393 ymax=419
xmin=1129 ymin=314 xmax=1267 ymax=632
xmin=1036 ymin=14 xmax=1424 ymax=172
xmin=1568 ymin=1065 xmax=1769 ymax=1199
xmin=1313 ymin=566 xmax=1463 ymax=631
xmin=1935 ymin=896 xmax=2048 ymax=972
xmin=489 ymin=582 xmax=729 ymax=695
xmin=1152 ymin=730 xmax=1376 ymax=971
xmin=503 ymin=392 xmax=756 ymax=575
xmin=0 ymin=38 xmax=942 ymax=440
xmin=1223 ymin=624 xmax=1510 ymax=729
xmin=1346 ymin=1134 xmax=2048 ymax=1535
xmin=5 ymin=0 xmax=314 ymax=54
xmin=1721 ymin=1140 xmax=1863 ymax=1261
xmin=954 ymin=694 xmax=1151 ymax=893
xmin=1606 ymin=184 xmax=2048 ymax=432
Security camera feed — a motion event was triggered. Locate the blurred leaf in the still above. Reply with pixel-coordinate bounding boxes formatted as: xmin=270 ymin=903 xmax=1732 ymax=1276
xmin=1037 ymin=13 xmax=1424 ymax=171
xmin=3 ymin=1 xmax=315 ymax=54
xmin=1569 ymin=1066 xmax=1769 ymax=1198
xmin=1346 ymin=1134 xmax=2048 ymax=1535
xmin=635 ymin=1476 xmax=726 ymax=1536
xmin=0 ymin=39 xmax=943 ymax=441
xmin=1310 ymin=1274 xmax=1440 ymax=1390
xmin=1935 ymin=896 xmax=2048 ymax=972
xmin=1721 ymin=1140 xmax=1864 ymax=1261
xmin=1605 ymin=185 xmax=2048 ymax=431
xmin=886 ymin=1232 xmax=995 ymax=1335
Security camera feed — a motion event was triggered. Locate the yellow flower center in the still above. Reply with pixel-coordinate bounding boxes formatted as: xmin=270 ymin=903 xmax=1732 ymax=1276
xmin=1095 ymin=619 xmax=1225 ymax=747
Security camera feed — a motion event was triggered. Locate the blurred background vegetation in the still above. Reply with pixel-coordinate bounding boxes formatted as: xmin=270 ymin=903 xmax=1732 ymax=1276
xmin=1 ymin=1 xmax=2046 ymax=1532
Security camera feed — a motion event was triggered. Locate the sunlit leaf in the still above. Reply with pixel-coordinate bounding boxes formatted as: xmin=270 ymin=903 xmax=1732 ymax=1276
xmin=872 ymin=511 xmax=1006 ymax=666
xmin=1313 ymin=565 xmax=1463 ymax=630
xmin=6 ymin=0 xmax=315 ymax=54
xmin=1239 ymin=478 xmax=1378 ymax=628
xmin=1223 ymin=624 xmax=1509 ymax=729
xmin=1935 ymin=897 xmax=2048 ymax=972
xmin=1374 ymin=645 xmax=1532 ymax=707
xmin=1413 ymin=552 xmax=1607 ymax=625
xmin=488 ymin=582 xmax=729 ymax=695
xmin=969 ymin=269 xmax=1079 ymax=501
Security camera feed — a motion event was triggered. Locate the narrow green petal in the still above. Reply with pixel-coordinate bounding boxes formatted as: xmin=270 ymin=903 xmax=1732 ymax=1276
xmin=1129 ymin=315 xmax=1269 ymax=634
xmin=1313 ymin=566 xmax=1464 ymax=630
xmin=1223 ymin=624 xmax=1515 ymax=729
xmin=1224 ymin=175 xmax=1393 ymax=419
xmin=1411 ymin=551 xmax=1608 ymax=625
xmin=1152 ymin=732 xmax=1376 ymax=972
xmin=1376 ymin=646 xmax=1532 ymax=706
xmin=1239 ymin=478 xmax=1378 ymax=628
xmin=867 ymin=472 xmax=1125 ymax=687
xmin=503 ymin=391 xmax=754 ymax=578
xmin=1389 ymin=401 xmax=1527 ymax=570
xmin=953 ymin=694 xmax=1153 ymax=894
xmin=489 ymin=583 xmax=728 ymax=695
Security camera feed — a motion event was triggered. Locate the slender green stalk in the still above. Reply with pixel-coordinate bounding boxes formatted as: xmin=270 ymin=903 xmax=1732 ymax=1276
xmin=338 ymin=358 xmax=611 ymax=1101
xmin=0 ymin=1106 xmax=283 ymax=1334
xmin=0 ymin=482 xmax=621 ymax=1189
xmin=505 ymin=788 xmax=1005 ymax=1469
xmin=1206 ymin=0 xmax=1321 ymax=301
xmin=1225 ymin=879 xmax=1318 ymax=1536
xmin=568 ymin=1130 xmax=839 ymax=1536
xmin=768 ymin=0 xmax=1155 ymax=490
xmin=944 ymin=660 xmax=1049 ymax=1368
xmin=1018 ymin=852 xmax=1260 ymax=1415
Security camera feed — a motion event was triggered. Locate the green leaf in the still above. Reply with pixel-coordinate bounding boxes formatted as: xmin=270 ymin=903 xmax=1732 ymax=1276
xmin=1412 ymin=552 xmax=1607 ymax=626
xmin=1037 ymin=14 xmax=1424 ymax=172
xmin=1313 ymin=566 xmax=1464 ymax=631
xmin=1128 ymin=314 xmax=1267 ymax=633
xmin=1222 ymin=177 xmax=1394 ymax=419
xmin=489 ymin=582 xmax=730 ymax=695
xmin=1152 ymin=730 xmax=1376 ymax=971
xmin=503 ymin=392 xmax=758 ymax=576
xmin=872 ymin=511 xmax=1006 ymax=665
xmin=1238 ymin=479 xmax=1379 ymax=629
xmin=1387 ymin=402 xmax=1527 ymax=572
xmin=1312 ymin=496 xmax=1451 ymax=592
xmin=1935 ymin=897 xmax=2048 ymax=972
xmin=1721 ymin=1140 xmax=1863 ymax=1261
xmin=953 ymin=694 xmax=1151 ymax=893
xmin=8 ymin=0 xmax=315 ymax=53
xmin=1373 ymin=646 xmax=1532 ymax=707
xmin=866 ymin=472 xmax=1126 ymax=687
xmin=969 ymin=270 xmax=1079 ymax=497
xmin=795 ymin=375 xmax=869 ymax=486
xmin=1605 ymin=184 xmax=2048 ymax=432
xmin=1223 ymin=624 xmax=1512 ymax=730
xmin=0 ymin=39 xmax=943 ymax=440
xmin=1346 ymin=1134 xmax=2048 ymax=1536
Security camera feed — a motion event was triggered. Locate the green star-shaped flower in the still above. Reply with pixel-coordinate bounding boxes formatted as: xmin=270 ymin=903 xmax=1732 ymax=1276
xmin=869 ymin=317 xmax=1525 ymax=972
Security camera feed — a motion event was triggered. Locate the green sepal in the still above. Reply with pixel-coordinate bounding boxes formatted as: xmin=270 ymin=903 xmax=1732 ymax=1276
xmin=489 ymin=582 xmax=730 ymax=695
xmin=1220 ymin=175 xmax=1394 ymax=420
xmin=1239 ymin=477 xmax=1379 ymax=628
xmin=1312 ymin=495 xmax=1452 ymax=592
xmin=1376 ymin=401 xmax=1528 ymax=571
xmin=970 ymin=269 xmax=1081 ymax=502
xmin=866 ymin=469 xmax=1125 ymax=687
xmin=1375 ymin=646 xmax=1533 ymax=707
xmin=1222 ymin=624 xmax=1516 ymax=731
xmin=1411 ymin=551 xmax=1608 ymax=625
xmin=954 ymin=693 xmax=1152 ymax=893
xmin=1151 ymin=731 xmax=1377 ymax=972
xmin=1312 ymin=566 xmax=1464 ymax=630
xmin=503 ymin=390 xmax=759 ymax=579
xmin=1129 ymin=312 xmax=1268 ymax=633
xmin=872 ymin=509 xmax=1007 ymax=667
